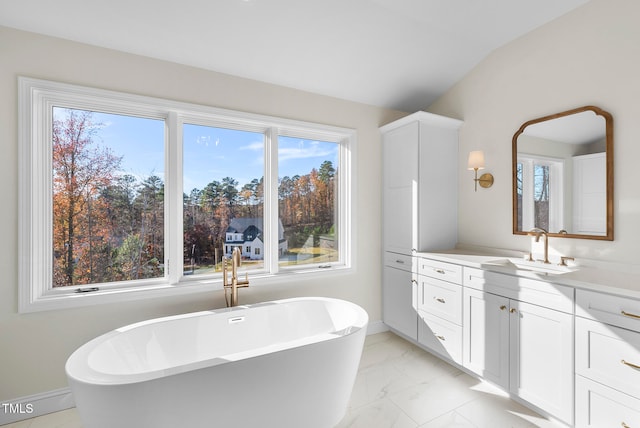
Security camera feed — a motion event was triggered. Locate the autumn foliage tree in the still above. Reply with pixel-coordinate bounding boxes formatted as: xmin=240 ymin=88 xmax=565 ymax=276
xmin=52 ymin=109 xmax=165 ymax=286
xmin=52 ymin=109 xmax=121 ymax=286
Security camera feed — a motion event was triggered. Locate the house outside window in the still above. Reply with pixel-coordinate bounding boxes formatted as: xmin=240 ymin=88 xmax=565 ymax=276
xmin=18 ymin=77 xmax=355 ymax=312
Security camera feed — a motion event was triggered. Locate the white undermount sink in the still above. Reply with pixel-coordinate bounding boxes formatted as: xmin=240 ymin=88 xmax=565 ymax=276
xmin=483 ymin=257 xmax=577 ymax=275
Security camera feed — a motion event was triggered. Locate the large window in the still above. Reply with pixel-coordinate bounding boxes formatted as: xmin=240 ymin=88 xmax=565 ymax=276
xmin=19 ymin=78 xmax=355 ymax=312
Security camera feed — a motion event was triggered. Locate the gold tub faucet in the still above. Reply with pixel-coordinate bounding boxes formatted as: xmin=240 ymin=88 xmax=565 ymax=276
xmin=223 ymin=247 xmax=249 ymax=307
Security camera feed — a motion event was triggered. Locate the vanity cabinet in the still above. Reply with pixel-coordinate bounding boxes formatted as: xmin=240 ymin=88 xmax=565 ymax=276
xmin=416 ymin=258 xmax=463 ymax=364
xmin=462 ymin=267 xmax=574 ymax=425
xmin=380 ymin=112 xmax=462 ymax=339
xmin=575 ymin=289 xmax=640 ymax=428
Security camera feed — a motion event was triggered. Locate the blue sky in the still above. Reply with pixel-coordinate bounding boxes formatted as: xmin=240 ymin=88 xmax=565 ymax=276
xmin=54 ymin=108 xmax=338 ymax=192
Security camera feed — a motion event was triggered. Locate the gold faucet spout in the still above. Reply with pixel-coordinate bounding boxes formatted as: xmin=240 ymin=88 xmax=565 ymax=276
xmin=527 ymin=228 xmax=550 ymax=264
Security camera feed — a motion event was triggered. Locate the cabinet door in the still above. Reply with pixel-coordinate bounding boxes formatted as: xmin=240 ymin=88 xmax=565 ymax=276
xmin=383 ymin=121 xmax=418 ymax=190
xmin=382 ymin=121 xmax=418 ymax=254
xmin=462 ymin=288 xmax=510 ymax=389
xmin=509 ymin=301 xmax=573 ymax=425
xmin=417 ymin=124 xmax=458 ymax=251
xmin=382 ymin=266 xmax=417 ymax=340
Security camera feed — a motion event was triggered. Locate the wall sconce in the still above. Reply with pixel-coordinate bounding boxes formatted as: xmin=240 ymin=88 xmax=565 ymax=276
xmin=467 ymin=150 xmax=494 ymax=192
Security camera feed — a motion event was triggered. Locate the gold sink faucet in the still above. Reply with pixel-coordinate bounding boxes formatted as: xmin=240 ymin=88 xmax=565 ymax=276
xmin=223 ymin=247 xmax=249 ymax=307
xmin=527 ymin=228 xmax=550 ymax=264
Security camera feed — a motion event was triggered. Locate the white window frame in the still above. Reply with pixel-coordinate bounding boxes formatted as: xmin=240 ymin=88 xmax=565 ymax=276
xmin=18 ymin=77 xmax=356 ymax=313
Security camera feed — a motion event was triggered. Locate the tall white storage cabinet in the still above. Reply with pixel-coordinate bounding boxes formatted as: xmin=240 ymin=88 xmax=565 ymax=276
xmin=380 ymin=112 xmax=462 ymax=340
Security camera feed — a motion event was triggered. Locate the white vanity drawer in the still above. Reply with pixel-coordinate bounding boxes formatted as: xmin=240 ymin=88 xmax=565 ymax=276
xmin=417 ymin=276 xmax=462 ymax=325
xmin=576 ymin=375 xmax=640 ymax=428
xmin=418 ymin=258 xmax=462 ymax=284
xmin=576 ymin=289 xmax=640 ymax=332
xmin=463 ymin=267 xmax=574 ymax=313
xmin=384 ymin=251 xmax=415 ymax=272
xmin=418 ymin=312 xmax=462 ymax=365
xmin=576 ymin=317 xmax=640 ymax=399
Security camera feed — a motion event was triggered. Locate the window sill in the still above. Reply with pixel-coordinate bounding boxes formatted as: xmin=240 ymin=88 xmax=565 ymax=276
xmin=19 ymin=265 xmax=353 ymax=313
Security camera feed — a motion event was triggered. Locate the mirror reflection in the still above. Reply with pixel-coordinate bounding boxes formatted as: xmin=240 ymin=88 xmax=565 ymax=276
xmin=512 ymin=106 xmax=613 ymax=240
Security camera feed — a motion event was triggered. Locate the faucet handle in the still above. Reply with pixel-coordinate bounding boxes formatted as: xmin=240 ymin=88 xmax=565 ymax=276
xmin=559 ymin=256 xmax=575 ymax=267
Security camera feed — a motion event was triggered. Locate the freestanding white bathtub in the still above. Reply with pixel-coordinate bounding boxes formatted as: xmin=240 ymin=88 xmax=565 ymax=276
xmin=66 ymin=297 xmax=368 ymax=428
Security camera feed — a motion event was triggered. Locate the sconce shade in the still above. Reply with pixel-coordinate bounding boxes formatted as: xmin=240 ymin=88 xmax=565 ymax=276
xmin=467 ymin=150 xmax=485 ymax=170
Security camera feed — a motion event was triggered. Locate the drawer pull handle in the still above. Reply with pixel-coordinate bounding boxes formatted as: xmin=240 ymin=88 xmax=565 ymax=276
xmin=621 ymin=310 xmax=640 ymax=320
xmin=500 ymin=305 xmax=507 ymax=311
xmin=622 ymin=423 xmax=630 ymax=428
xmin=434 ymin=268 xmax=445 ymax=274
xmin=434 ymin=297 xmax=446 ymax=304
xmin=435 ymin=334 xmax=446 ymax=341
xmin=395 ymin=260 xmax=405 ymax=264
xmin=621 ymin=359 xmax=640 ymax=370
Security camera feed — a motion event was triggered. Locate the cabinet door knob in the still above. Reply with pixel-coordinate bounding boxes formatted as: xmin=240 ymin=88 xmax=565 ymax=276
xmin=500 ymin=305 xmax=507 ymax=311
xmin=510 ymin=308 xmax=517 ymax=314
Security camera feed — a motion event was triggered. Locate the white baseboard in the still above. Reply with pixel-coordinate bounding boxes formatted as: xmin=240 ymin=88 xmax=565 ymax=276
xmin=366 ymin=320 xmax=389 ymax=336
xmin=0 ymin=387 xmax=74 ymax=426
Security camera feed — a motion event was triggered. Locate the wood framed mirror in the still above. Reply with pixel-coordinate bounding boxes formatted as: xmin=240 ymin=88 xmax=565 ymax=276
xmin=512 ymin=106 xmax=613 ymax=240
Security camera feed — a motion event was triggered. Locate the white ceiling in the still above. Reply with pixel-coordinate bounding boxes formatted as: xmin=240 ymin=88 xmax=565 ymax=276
xmin=0 ymin=0 xmax=590 ymax=112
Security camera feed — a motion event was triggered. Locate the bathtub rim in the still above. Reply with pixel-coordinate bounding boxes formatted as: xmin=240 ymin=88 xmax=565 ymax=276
xmin=65 ymin=297 xmax=368 ymax=386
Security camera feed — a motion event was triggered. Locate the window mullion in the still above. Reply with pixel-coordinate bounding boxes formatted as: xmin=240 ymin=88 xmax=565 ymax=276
xmin=264 ymin=128 xmax=279 ymax=274
xmin=167 ymin=111 xmax=182 ymax=284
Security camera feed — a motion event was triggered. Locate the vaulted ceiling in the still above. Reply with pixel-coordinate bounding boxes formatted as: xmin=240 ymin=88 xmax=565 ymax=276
xmin=0 ymin=0 xmax=590 ymax=112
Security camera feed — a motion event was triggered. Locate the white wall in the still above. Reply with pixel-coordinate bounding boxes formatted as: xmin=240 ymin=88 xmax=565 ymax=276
xmin=0 ymin=26 xmax=404 ymax=401
xmin=428 ymin=0 xmax=640 ymax=265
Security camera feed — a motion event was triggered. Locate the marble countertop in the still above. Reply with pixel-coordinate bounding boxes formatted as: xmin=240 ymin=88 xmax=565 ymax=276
xmin=417 ymin=248 xmax=640 ymax=300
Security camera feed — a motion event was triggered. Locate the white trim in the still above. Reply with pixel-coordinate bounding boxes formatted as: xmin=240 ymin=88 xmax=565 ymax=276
xmin=0 ymin=387 xmax=74 ymax=425
xmin=265 ymin=127 xmax=279 ymax=274
xmin=18 ymin=76 xmax=356 ymax=313
xmin=367 ymin=320 xmax=389 ymax=336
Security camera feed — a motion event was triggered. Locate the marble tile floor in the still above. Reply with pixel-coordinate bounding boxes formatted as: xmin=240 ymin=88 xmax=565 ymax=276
xmin=4 ymin=331 xmax=560 ymax=428
xmin=337 ymin=332 xmax=561 ymax=428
